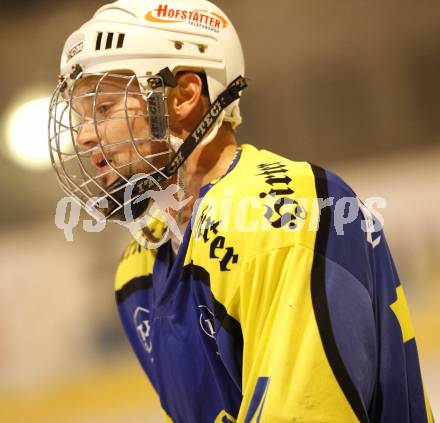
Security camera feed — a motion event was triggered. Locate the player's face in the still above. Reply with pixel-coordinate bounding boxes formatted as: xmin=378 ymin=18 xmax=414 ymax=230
xmin=73 ymin=74 xmax=170 ymax=187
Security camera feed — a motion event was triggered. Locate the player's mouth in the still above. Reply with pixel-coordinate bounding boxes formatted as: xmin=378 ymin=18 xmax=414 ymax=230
xmin=91 ymin=152 xmax=110 ymax=170
xmin=96 ymin=158 xmax=111 ymax=172
xmin=91 ymin=152 xmax=116 ymax=185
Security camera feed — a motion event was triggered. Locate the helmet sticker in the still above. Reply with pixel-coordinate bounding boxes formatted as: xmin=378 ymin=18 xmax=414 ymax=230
xmin=67 ymin=41 xmax=84 ymax=61
xmin=145 ymin=4 xmax=228 ymax=33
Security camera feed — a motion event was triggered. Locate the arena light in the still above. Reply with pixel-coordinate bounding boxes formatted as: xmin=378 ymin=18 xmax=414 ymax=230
xmin=5 ymin=96 xmax=51 ymax=170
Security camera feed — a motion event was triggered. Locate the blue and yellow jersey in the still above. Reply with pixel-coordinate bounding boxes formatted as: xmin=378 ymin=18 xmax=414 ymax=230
xmin=114 ymin=144 xmax=434 ymax=422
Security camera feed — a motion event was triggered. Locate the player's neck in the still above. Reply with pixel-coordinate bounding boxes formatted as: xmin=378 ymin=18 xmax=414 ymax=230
xmin=184 ymin=125 xmax=238 ymax=196
xmin=170 ymin=126 xmax=238 ymax=226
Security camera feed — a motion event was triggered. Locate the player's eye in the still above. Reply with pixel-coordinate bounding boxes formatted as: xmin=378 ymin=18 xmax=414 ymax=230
xmin=96 ymin=102 xmax=112 ymax=115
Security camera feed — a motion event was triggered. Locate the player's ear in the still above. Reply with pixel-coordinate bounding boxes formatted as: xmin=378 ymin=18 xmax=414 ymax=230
xmin=168 ymin=72 xmax=207 ymax=125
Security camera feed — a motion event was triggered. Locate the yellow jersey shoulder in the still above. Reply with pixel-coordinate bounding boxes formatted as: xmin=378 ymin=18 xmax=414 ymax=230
xmin=114 ymin=233 xmax=157 ymax=291
xmin=189 ymin=144 xmax=318 ymax=261
xmin=186 ymin=144 xmax=320 ymax=317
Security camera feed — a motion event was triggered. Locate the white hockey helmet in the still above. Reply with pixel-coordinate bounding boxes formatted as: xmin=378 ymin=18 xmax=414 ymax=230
xmin=61 ymin=0 xmax=245 ymax=126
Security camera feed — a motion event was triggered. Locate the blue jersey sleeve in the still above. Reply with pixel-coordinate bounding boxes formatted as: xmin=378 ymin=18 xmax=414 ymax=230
xmin=317 ymin=166 xmax=434 ymax=423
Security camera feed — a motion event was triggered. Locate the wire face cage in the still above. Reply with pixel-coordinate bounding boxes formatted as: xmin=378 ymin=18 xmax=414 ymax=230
xmin=49 ymin=70 xmax=172 ymax=221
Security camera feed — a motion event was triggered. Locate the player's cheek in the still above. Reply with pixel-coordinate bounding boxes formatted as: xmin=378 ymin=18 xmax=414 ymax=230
xmin=130 ymin=115 xmax=151 ymax=153
xmin=104 ymin=117 xmax=130 ymax=146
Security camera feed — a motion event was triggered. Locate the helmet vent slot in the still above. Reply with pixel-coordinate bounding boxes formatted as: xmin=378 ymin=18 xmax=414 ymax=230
xmin=116 ymin=33 xmax=125 ymax=49
xmin=95 ymin=32 xmax=125 ymax=51
xmin=95 ymin=32 xmax=103 ymax=50
xmin=105 ymin=32 xmax=114 ymax=49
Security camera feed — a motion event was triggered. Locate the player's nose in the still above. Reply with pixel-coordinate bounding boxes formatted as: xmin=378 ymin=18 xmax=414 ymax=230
xmin=76 ymin=120 xmax=100 ymax=149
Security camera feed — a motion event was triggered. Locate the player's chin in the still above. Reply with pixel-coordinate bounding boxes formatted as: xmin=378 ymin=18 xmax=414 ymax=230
xmin=102 ymin=172 xmax=121 ymax=190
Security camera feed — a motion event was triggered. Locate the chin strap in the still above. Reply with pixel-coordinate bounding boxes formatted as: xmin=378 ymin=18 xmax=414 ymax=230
xmin=169 ymin=134 xmax=187 ymax=215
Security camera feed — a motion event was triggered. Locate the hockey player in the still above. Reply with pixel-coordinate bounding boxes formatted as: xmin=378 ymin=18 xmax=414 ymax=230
xmin=49 ymin=0 xmax=434 ymax=421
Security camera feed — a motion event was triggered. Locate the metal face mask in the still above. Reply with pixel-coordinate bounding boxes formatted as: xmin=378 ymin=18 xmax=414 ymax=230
xmin=49 ymin=62 xmax=247 ymax=224
xmin=49 ymin=66 xmax=175 ymax=222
